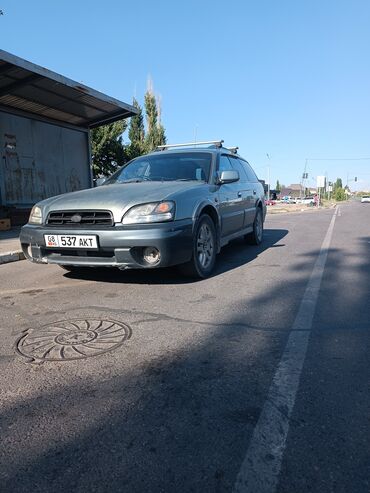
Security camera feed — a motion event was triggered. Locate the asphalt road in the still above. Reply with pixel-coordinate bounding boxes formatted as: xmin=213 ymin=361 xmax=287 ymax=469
xmin=0 ymin=201 xmax=368 ymax=493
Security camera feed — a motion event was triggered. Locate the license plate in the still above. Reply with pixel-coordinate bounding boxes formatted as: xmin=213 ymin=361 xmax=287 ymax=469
xmin=44 ymin=234 xmax=98 ymax=249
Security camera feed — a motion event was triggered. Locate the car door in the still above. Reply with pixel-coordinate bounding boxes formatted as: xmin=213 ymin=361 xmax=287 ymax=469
xmin=217 ymin=155 xmax=245 ymax=237
xmin=228 ymin=156 xmax=255 ymax=228
xmin=238 ymin=158 xmax=260 ymax=228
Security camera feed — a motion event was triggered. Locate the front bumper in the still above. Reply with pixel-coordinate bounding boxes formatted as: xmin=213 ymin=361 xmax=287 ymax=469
xmin=20 ymin=219 xmax=194 ymax=269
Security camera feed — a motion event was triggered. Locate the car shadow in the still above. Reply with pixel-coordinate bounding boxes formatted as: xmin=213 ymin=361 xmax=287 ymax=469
xmin=3 ymin=235 xmax=370 ymax=492
xmin=63 ymin=228 xmax=288 ymax=285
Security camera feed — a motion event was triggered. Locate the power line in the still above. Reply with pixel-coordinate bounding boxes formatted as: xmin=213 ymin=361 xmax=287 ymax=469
xmin=306 ymin=157 xmax=370 ymax=161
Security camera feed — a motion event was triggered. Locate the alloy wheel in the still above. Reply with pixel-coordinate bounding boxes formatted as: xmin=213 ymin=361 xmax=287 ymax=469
xmin=196 ymin=223 xmax=214 ymax=269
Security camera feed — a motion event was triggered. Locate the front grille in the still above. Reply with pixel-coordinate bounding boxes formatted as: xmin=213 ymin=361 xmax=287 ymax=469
xmin=42 ymin=248 xmax=115 ymax=258
xmin=46 ymin=210 xmax=113 ymax=227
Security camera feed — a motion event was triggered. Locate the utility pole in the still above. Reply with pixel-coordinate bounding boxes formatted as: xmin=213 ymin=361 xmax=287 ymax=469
xmin=301 ymin=159 xmax=308 ymax=197
xmin=266 ymin=154 xmax=271 ymax=200
xmin=194 ymin=125 xmax=198 ymax=146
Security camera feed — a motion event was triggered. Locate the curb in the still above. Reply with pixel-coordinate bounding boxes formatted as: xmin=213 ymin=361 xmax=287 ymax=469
xmin=267 ymin=203 xmax=337 ymax=215
xmin=0 ymin=250 xmax=26 ymax=265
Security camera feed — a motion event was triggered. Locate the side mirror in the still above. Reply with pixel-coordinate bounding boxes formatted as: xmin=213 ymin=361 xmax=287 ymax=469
xmin=217 ymin=170 xmax=239 ymax=185
xmin=95 ymin=177 xmax=106 ymax=187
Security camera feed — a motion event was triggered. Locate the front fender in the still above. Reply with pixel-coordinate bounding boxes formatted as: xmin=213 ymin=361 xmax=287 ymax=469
xmin=192 ymin=199 xmax=222 ymax=252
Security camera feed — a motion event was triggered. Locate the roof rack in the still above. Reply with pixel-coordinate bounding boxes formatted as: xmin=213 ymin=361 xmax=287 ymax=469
xmin=227 ymin=146 xmax=239 ymax=154
xmin=157 ymin=140 xmax=224 ymax=151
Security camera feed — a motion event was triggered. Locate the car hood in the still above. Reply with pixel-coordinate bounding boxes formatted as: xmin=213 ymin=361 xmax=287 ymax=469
xmin=40 ymin=181 xmax=206 ymax=223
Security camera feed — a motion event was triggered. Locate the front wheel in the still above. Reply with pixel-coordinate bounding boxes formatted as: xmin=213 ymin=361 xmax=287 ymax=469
xmin=245 ymin=208 xmax=263 ymax=245
xmin=179 ymin=215 xmax=217 ymax=279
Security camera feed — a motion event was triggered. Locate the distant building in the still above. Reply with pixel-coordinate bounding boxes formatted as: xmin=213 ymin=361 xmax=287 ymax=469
xmin=259 ymin=179 xmax=266 ymax=193
xmin=279 ymin=184 xmax=302 ymax=198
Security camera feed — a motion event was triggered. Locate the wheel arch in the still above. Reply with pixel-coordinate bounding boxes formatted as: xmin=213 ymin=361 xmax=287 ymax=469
xmin=193 ymin=201 xmax=221 ymax=253
xmin=255 ymin=199 xmax=266 ymax=221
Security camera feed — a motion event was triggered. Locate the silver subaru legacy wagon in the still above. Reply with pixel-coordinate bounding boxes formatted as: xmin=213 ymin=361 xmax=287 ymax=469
xmin=20 ymin=140 xmax=266 ymax=278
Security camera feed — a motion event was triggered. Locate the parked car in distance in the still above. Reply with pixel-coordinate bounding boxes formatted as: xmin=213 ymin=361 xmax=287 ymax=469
xmin=296 ymin=196 xmax=315 ymax=205
xmin=265 ymin=199 xmax=276 ymax=206
xmin=20 ymin=140 xmax=266 ymax=279
xmin=281 ymin=196 xmax=296 ymax=204
xmin=360 ymin=196 xmax=370 ymax=203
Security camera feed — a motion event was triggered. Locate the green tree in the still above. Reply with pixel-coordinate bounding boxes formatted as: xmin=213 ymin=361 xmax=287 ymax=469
xmin=144 ymin=86 xmax=166 ymax=151
xmin=276 ymin=179 xmax=281 ymax=192
xmin=334 ymin=187 xmax=346 ymax=201
xmin=91 ymin=120 xmax=127 ymax=177
xmin=127 ymin=98 xmax=145 ymax=160
xmin=91 ymin=80 xmax=167 ymax=176
xmin=334 ymin=178 xmax=343 ymax=190
xmin=155 ymin=122 xmax=167 ymax=148
xmin=144 ymin=90 xmax=158 ymax=151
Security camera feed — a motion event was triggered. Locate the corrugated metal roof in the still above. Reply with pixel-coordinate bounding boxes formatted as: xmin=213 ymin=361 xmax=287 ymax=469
xmin=0 ymin=50 xmax=138 ymax=128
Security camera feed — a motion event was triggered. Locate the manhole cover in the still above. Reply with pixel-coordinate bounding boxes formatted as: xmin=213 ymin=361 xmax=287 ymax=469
xmin=16 ymin=319 xmax=132 ymax=362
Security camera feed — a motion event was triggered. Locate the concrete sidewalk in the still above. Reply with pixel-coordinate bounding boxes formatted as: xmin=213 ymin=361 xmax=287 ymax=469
xmin=0 ymin=228 xmax=25 ymax=265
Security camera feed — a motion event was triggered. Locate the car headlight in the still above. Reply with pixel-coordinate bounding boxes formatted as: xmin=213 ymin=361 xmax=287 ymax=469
xmin=29 ymin=205 xmax=43 ymax=225
xmin=121 ymin=201 xmax=175 ymax=224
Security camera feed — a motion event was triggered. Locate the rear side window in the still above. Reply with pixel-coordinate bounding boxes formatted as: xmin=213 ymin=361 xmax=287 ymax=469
xmin=228 ymin=157 xmax=249 ymax=183
xmin=239 ymin=159 xmax=259 ymax=182
xmin=218 ymin=155 xmax=234 ymax=173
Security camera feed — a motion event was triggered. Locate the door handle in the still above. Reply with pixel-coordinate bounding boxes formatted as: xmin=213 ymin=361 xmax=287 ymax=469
xmin=237 ymin=191 xmax=242 ymax=197
xmin=253 ymin=190 xmax=256 ymax=195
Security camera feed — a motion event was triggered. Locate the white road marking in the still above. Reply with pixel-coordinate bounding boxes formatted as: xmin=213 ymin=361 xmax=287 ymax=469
xmin=337 ymin=206 xmax=341 ymax=216
xmin=234 ymin=208 xmax=338 ymax=493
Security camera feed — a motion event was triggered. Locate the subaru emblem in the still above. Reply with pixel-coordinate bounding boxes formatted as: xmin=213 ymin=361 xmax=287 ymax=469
xmin=71 ymin=214 xmax=82 ymax=223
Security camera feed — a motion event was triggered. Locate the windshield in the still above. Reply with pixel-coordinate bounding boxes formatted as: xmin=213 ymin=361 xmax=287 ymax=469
xmin=105 ymin=152 xmax=212 ymax=184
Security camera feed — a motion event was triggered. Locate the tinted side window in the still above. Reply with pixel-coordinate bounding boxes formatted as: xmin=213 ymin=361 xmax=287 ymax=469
xmin=218 ymin=155 xmax=234 ymax=173
xmin=228 ymin=157 xmax=249 ymax=183
xmin=239 ymin=159 xmax=258 ymax=182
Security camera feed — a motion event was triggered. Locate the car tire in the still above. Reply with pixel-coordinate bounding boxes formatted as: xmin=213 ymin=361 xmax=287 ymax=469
xmin=179 ymin=214 xmax=217 ymax=279
xmin=245 ymin=208 xmax=263 ymax=245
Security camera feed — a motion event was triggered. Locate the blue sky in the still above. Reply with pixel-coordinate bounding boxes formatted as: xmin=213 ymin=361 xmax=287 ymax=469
xmin=1 ymin=0 xmax=370 ymax=190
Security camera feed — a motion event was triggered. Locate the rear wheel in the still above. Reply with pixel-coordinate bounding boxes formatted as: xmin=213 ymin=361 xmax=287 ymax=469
xmin=245 ymin=208 xmax=263 ymax=245
xmin=179 ymin=215 xmax=217 ymax=279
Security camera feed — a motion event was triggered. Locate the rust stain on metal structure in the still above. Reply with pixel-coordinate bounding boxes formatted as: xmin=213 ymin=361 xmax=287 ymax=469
xmin=1 ymin=113 xmax=90 ymax=206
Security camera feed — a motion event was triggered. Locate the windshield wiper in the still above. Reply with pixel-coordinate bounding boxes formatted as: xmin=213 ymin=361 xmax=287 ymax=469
xmin=119 ymin=178 xmax=147 ymax=183
xmin=166 ymin=178 xmax=197 ymax=182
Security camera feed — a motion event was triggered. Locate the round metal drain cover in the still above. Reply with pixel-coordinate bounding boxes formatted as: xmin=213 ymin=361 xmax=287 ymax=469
xmin=16 ymin=319 xmax=132 ymax=362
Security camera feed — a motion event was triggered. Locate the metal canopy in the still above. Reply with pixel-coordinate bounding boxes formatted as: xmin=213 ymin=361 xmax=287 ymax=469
xmin=0 ymin=50 xmax=138 ymax=128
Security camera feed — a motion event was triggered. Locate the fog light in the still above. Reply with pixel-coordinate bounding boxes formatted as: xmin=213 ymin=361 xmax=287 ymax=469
xmin=143 ymin=247 xmax=160 ymax=265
